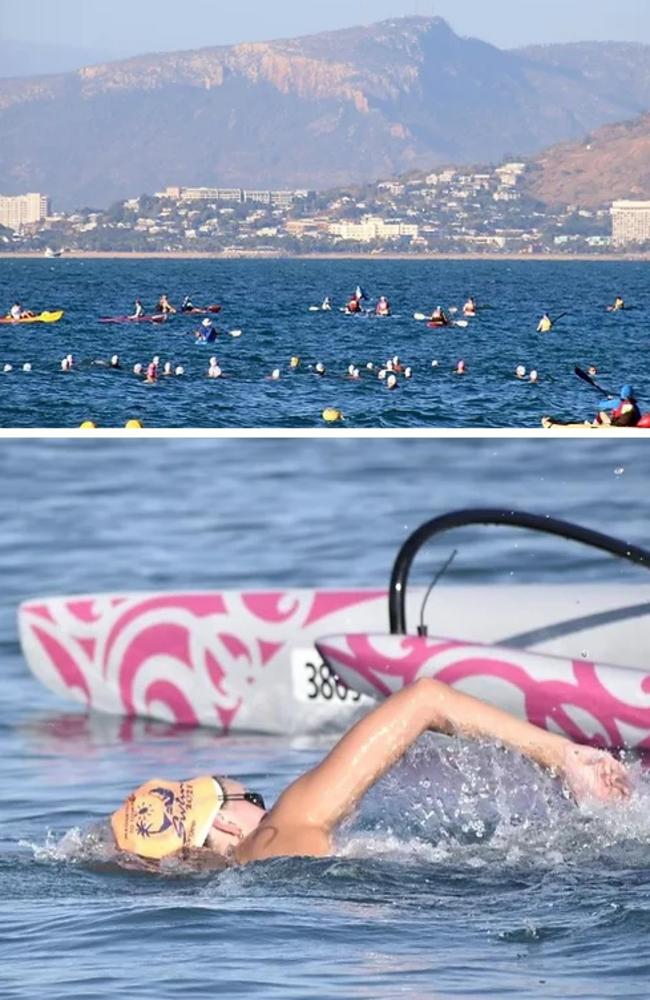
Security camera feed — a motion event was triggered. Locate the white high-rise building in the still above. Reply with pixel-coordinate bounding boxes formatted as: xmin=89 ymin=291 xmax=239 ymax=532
xmin=0 ymin=193 xmax=50 ymax=230
xmin=611 ymin=200 xmax=650 ymax=245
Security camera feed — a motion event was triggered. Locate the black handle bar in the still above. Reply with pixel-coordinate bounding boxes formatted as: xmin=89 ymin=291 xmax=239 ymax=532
xmin=389 ymin=508 xmax=650 ymax=634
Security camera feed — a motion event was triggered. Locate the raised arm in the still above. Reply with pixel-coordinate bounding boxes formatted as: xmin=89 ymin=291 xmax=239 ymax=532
xmin=266 ymin=678 xmax=629 ymax=836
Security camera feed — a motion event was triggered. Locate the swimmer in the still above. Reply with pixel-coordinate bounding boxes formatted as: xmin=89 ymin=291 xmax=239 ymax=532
xmin=290 ymin=356 xmax=301 ymax=370
xmin=588 ymin=366 xmax=598 ymax=377
xmin=60 ymin=357 xmax=72 ymax=372
xmin=314 ymin=362 xmax=326 ymax=377
xmin=386 ymin=373 xmax=398 ymax=390
xmin=366 ymin=362 xmax=374 ymax=371
xmin=110 ymin=355 xmax=121 ymax=369
xmin=404 ymin=367 xmax=413 ymax=379
xmin=455 ymin=360 xmax=466 ymax=375
xmin=392 ymin=356 xmax=402 ymax=372
xmin=208 ymin=363 xmax=222 ymax=379
xmin=133 ymin=363 xmax=144 ymax=376
xmin=268 ymin=369 xmax=281 ymax=381
xmin=515 ymin=365 xmax=527 ymax=379
xmin=104 ymin=678 xmax=631 ymax=867
xmin=377 ymin=369 xmax=387 ymax=381
xmin=321 ymin=297 xmax=332 ymax=311
xmin=163 ymin=362 xmax=174 ymax=376
xmin=145 ymin=360 xmax=158 ymax=384
xmin=431 ymin=360 xmax=439 ymax=368
xmin=175 ymin=366 xmax=185 ymax=376
xmin=529 ymin=370 xmax=539 ymax=384
xmin=22 ymin=363 xmax=32 ymax=372
xmin=3 ymin=363 xmax=12 ymax=373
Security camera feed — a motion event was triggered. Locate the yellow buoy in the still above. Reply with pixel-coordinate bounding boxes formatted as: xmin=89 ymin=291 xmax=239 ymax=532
xmin=125 ymin=419 xmax=143 ymax=429
xmin=79 ymin=420 xmax=96 ymax=429
xmin=322 ymin=407 xmax=344 ymax=423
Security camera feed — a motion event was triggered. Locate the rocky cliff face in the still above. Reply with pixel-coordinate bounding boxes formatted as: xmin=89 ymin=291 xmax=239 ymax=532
xmin=1 ymin=16 xmax=649 ymax=208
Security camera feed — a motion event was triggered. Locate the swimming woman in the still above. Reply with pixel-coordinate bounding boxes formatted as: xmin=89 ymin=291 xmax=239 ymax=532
xmin=109 ymin=678 xmax=630 ymax=865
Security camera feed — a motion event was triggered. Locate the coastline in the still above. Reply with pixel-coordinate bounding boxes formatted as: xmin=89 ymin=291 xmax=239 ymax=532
xmin=1 ymin=250 xmax=649 ymax=263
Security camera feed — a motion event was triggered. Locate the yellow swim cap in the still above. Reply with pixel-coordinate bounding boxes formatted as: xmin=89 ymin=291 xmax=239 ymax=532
xmin=322 ymin=407 xmax=344 ymax=423
xmin=124 ymin=419 xmax=143 ymax=429
xmin=290 ymin=356 xmax=300 ymax=368
xmin=111 ymin=776 xmax=225 ymax=860
xmin=79 ymin=420 xmax=96 ymax=429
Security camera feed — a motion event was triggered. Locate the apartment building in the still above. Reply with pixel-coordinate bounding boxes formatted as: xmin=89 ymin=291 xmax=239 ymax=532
xmin=611 ymin=200 xmax=650 ymax=245
xmin=0 ymin=192 xmax=50 ymax=230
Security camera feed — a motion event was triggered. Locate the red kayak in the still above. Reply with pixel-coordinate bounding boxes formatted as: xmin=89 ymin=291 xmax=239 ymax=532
xmin=99 ymin=315 xmax=167 ymax=324
xmin=180 ymin=305 xmax=222 ymax=315
xmin=427 ymin=320 xmax=450 ymax=329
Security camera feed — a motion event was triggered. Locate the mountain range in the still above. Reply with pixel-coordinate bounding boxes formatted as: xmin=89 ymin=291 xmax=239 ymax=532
xmin=2 ymin=16 xmax=650 ymax=209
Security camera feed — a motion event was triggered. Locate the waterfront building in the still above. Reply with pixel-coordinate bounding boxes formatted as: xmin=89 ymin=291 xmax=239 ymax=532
xmin=0 ymin=192 xmax=50 ymax=230
xmin=611 ymin=200 xmax=650 ymax=245
xmin=329 ymin=215 xmax=419 ymax=242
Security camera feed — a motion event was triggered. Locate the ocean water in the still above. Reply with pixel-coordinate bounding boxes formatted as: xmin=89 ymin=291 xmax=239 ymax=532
xmin=0 ymin=257 xmax=648 ymax=428
xmin=2 ymin=437 xmax=650 ymax=998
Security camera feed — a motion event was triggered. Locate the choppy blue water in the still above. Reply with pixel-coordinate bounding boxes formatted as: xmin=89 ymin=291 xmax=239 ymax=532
xmin=2 ymin=438 xmax=650 ymax=998
xmin=0 ymin=258 xmax=648 ymax=428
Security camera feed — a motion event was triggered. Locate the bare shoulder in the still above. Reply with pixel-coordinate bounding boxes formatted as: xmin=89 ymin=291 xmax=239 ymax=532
xmin=235 ymin=820 xmax=332 ymax=864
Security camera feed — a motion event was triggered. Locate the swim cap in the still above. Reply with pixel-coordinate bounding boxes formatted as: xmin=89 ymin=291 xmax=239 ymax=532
xmin=22 ymin=363 xmax=32 ymax=372
xmin=3 ymin=364 xmax=12 ymax=373
xmin=202 ymin=318 xmax=212 ymax=327
xmin=315 ymin=362 xmax=325 ymax=374
xmin=322 ymin=407 xmax=343 ymax=423
xmin=79 ymin=420 xmax=96 ymax=429
xmin=516 ymin=365 xmax=526 ymax=378
xmin=620 ymin=385 xmax=635 ymax=400
xmin=111 ymin=355 xmax=120 ymax=365
xmin=175 ymin=366 xmax=185 ymax=376
xmin=111 ymin=775 xmax=225 ymax=860
xmin=125 ymin=419 xmax=143 ymax=429
xmin=386 ymin=373 xmax=398 ymax=389
xmin=290 ymin=356 xmax=300 ymax=368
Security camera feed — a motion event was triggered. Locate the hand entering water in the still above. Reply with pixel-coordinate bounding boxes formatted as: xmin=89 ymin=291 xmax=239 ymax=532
xmin=562 ymin=745 xmax=631 ymax=804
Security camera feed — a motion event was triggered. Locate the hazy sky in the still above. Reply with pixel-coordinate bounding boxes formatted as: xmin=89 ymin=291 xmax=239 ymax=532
xmin=0 ymin=0 xmax=647 ymax=56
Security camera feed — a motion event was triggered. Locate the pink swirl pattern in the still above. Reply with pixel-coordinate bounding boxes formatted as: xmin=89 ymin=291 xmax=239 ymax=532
xmin=316 ymin=633 xmax=650 ymax=750
xmin=18 ymin=590 xmax=385 ymax=734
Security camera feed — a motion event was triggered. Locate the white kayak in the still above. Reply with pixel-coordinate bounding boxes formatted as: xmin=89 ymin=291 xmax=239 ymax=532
xmin=18 ymin=583 xmax=650 ymax=738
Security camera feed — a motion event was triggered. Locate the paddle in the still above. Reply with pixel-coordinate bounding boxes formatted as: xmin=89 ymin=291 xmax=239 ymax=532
xmin=574 ymin=366 xmax=614 ymax=398
xmin=551 ymin=312 xmax=568 ymax=325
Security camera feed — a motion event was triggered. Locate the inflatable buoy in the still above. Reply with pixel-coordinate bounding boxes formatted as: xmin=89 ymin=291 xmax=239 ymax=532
xmin=322 ymin=408 xmax=344 ymax=423
xmin=125 ymin=419 xmax=143 ymax=429
xmin=79 ymin=420 xmax=96 ymax=429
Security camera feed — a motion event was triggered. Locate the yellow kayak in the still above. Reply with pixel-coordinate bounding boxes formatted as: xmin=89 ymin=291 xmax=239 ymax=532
xmin=0 ymin=310 xmax=64 ymax=325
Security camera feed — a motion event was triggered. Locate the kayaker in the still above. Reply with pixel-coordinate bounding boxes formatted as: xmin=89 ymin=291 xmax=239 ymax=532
xmin=9 ymin=302 xmax=34 ymax=320
xmin=429 ymin=307 xmax=449 ymax=327
xmin=596 ymin=385 xmax=641 ymax=428
xmin=131 ymin=300 xmax=145 ymax=319
xmin=355 ymin=285 xmax=368 ymax=302
xmin=181 ymin=296 xmax=195 ymax=313
xmin=321 ymin=297 xmax=332 ymax=311
xmin=375 ymin=296 xmax=391 ymax=317
xmin=155 ymin=294 xmax=176 ymax=316
xmin=196 ymin=318 xmax=218 ymax=343
xmin=463 ymin=297 xmax=477 ymax=317
xmin=537 ymin=313 xmax=553 ymax=333
xmin=103 ymin=677 xmax=630 ymax=867
xmin=346 ymin=296 xmax=363 ymax=314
